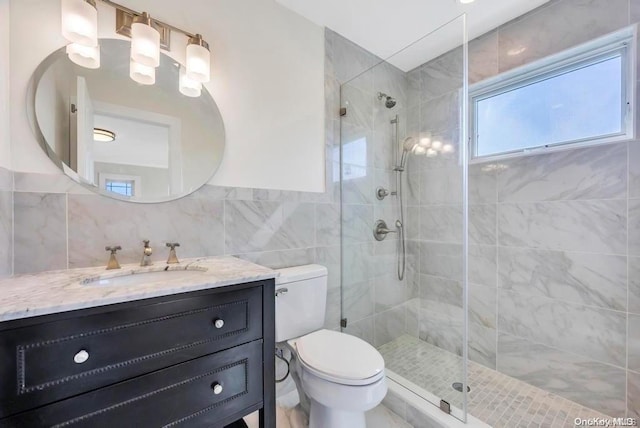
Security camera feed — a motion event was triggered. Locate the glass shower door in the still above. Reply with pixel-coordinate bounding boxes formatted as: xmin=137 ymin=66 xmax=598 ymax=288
xmin=338 ymin=14 xmax=469 ymax=422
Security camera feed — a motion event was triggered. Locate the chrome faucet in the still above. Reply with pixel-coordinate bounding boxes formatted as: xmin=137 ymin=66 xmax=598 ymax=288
xmin=166 ymin=242 xmax=180 ymax=264
xmin=140 ymin=240 xmax=153 ymax=266
xmin=105 ymin=246 xmax=122 ymax=270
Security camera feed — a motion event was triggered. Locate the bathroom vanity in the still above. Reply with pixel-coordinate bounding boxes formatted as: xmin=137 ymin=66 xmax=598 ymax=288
xmin=0 ymin=257 xmax=276 ymax=428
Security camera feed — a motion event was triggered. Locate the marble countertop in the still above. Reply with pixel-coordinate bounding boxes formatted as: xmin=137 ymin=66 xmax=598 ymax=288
xmin=0 ymin=256 xmax=278 ymax=322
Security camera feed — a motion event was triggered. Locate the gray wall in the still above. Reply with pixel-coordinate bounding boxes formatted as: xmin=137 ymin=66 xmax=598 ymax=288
xmin=0 ymin=166 xmax=11 ymax=278
xmin=406 ymin=0 xmax=640 ymax=418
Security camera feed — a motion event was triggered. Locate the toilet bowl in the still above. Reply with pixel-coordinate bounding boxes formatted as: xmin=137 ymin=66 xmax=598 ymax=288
xmin=275 ymin=265 xmax=387 ymax=428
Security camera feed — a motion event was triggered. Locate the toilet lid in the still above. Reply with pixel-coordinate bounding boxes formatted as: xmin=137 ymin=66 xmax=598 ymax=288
xmin=296 ymin=329 xmax=385 ymax=384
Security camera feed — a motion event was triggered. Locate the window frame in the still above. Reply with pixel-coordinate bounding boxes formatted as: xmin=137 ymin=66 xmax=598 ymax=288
xmin=469 ymin=25 xmax=637 ymax=163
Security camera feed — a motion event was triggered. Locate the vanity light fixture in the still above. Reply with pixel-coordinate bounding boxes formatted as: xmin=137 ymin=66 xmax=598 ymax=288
xmin=129 ymin=59 xmax=156 ymax=85
xmin=130 ymin=12 xmax=160 ymax=68
xmin=60 ymin=0 xmax=212 ymax=94
xmin=61 ymin=0 xmax=98 ymax=47
xmin=186 ymin=34 xmax=211 ymax=83
xmin=458 ymin=0 xmax=475 ymax=3
xmin=66 ymin=43 xmax=100 ymax=69
xmin=93 ymin=128 xmax=116 ymax=142
xmin=179 ymin=66 xmax=202 ymax=97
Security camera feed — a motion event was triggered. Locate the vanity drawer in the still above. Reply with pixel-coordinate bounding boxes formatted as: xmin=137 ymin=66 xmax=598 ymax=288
xmin=0 ymin=285 xmax=264 ymax=418
xmin=0 ymin=340 xmax=263 ymax=428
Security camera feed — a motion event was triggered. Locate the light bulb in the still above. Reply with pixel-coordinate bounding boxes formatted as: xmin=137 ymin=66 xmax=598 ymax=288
xmin=431 ymin=140 xmax=443 ymax=151
xmin=130 ymin=59 xmax=155 ymax=85
xmin=179 ymin=66 xmax=202 ymax=97
xmin=131 ymin=12 xmax=160 ymax=68
xmin=442 ymin=144 xmax=454 ymax=154
xmin=426 ymin=148 xmax=437 ymax=158
xmin=186 ymin=34 xmax=211 ymax=83
xmin=66 ymin=43 xmax=100 ymax=69
xmin=61 ymin=0 xmax=97 ymax=47
xmin=413 ymin=146 xmax=427 ymax=155
xmin=419 ymin=137 xmax=431 ymax=148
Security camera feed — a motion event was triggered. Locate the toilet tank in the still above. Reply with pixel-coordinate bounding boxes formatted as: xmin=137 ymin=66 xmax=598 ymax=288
xmin=274 ymin=264 xmax=328 ymax=342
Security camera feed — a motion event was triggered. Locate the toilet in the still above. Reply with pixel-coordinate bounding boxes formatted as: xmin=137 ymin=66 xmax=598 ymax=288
xmin=275 ymin=264 xmax=387 ymax=428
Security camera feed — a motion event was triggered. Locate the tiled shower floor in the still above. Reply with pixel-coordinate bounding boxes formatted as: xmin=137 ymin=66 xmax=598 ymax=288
xmin=378 ymin=335 xmax=611 ymax=428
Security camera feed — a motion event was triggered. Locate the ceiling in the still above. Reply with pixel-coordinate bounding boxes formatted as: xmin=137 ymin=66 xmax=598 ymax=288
xmin=275 ymin=0 xmax=550 ymax=71
xmin=92 ymin=114 xmax=169 ymax=168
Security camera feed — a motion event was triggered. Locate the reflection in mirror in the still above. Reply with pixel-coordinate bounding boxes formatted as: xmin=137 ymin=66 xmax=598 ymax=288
xmin=31 ymin=38 xmax=225 ymax=203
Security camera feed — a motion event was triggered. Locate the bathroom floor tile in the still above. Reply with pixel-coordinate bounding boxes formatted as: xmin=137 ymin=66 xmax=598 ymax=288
xmin=378 ymin=335 xmax=611 ymax=428
xmin=244 ymin=403 xmax=411 ymax=428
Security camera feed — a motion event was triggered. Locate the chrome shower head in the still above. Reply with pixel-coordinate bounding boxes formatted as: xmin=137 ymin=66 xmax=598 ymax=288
xmin=377 ymin=92 xmax=397 ymax=109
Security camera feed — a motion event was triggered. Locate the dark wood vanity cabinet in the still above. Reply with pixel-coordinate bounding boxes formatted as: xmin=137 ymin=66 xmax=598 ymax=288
xmin=0 ymin=279 xmax=276 ymax=428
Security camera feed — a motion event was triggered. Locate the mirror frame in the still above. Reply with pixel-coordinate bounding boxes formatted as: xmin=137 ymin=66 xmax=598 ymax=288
xmin=26 ymin=38 xmax=226 ymax=204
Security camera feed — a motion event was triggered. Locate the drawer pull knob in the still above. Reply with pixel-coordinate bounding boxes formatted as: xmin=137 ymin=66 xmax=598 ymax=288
xmin=74 ymin=350 xmax=89 ymax=364
xmin=213 ymin=318 xmax=225 ymax=329
xmin=212 ymin=383 xmax=223 ymax=395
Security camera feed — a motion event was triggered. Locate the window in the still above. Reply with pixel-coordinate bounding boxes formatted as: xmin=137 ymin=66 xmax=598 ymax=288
xmin=99 ymin=173 xmax=141 ymax=198
xmin=470 ymin=27 xmax=635 ymax=161
xmin=105 ymin=179 xmax=134 ymax=197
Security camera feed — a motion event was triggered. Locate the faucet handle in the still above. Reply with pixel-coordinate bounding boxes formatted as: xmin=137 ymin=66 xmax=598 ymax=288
xmin=166 ymin=242 xmax=180 ymax=264
xmin=105 ymin=246 xmax=122 ymax=270
xmin=142 ymin=240 xmax=152 ymax=256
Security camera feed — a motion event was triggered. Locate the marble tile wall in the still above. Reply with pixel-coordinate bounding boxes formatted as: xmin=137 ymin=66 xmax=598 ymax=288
xmin=0 ymin=166 xmax=11 ymax=278
xmin=408 ymin=0 xmax=640 ymax=418
xmin=326 ymin=29 xmax=419 ymax=348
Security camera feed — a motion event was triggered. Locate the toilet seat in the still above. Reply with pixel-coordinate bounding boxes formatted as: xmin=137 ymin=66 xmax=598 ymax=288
xmin=293 ymin=329 xmax=385 ymax=386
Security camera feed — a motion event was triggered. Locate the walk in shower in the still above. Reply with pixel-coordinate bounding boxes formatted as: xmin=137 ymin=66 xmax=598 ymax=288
xmin=337 ymin=4 xmax=637 ymax=426
xmin=339 ymin=14 xmax=471 ymax=423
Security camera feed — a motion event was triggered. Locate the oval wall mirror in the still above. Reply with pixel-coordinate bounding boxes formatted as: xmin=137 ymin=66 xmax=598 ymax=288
xmin=29 ymin=38 xmax=225 ymax=203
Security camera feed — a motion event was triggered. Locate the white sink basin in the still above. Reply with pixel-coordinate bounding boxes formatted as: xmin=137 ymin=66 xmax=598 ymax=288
xmin=85 ymin=269 xmax=209 ymax=287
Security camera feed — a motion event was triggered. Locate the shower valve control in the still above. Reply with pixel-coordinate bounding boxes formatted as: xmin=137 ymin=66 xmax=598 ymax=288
xmin=373 ymin=219 xmax=397 ymax=241
xmin=375 ymin=187 xmax=397 ymax=200
xmin=376 ymin=187 xmax=390 ymax=200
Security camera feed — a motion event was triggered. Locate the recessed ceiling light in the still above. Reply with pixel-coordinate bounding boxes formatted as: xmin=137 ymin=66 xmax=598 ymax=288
xmin=459 ymin=0 xmax=475 ymax=3
xmin=93 ymin=128 xmax=116 ymax=142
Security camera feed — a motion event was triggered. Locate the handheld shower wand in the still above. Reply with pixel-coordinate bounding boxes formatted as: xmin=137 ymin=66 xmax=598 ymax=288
xmin=396 ymin=137 xmax=418 ymax=171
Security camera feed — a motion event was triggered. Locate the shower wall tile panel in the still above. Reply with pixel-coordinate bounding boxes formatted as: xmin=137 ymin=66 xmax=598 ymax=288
xmin=628 ymin=314 xmax=640 ymax=372
xmin=498 ymin=246 xmax=627 ymax=311
xmin=629 ymin=198 xmax=640 ymax=256
xmin=497 ymin=143 xmax=627 ymax=203
xmin=497 ymin=289 xmax=626 ymax=367
xmin=629 ymin=256 xmax=640 ymax=314
xmin=628 ymin=370 xmax=640 ymax=418
xmin=497 ymin=199 xmax=627 ymax=254
xmin=497 ymin=333 xmax=626 ymax=416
